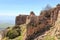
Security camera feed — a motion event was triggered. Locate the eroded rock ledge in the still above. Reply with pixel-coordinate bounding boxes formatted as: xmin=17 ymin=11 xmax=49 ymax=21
xmin=15 ymin=4 xmax=60 ymax=40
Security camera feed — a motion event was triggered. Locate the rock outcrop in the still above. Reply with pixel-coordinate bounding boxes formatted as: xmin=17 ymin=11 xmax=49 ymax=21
xmin=15 ymin=4 xmax=60 ymax=40
xmin=15 ymin=15 xmax=28 ymax=25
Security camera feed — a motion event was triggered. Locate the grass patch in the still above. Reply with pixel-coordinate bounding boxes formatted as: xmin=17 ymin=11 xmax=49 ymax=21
xmin=43 ymin=35 xmax=55 ymax=40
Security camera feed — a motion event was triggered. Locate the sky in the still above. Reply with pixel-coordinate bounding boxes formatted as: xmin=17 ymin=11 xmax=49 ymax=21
xmin=0 ymin=0 xmax=60 ymax=24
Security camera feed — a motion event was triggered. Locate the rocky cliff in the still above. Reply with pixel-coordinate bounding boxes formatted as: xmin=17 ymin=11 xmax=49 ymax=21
xmin=2 ymin=4 xmax=60 ymax=40
xmin=15 ymin=4 xmax=60 ymax=40
xmin=34 ymin=4 xmax=60 ymax=40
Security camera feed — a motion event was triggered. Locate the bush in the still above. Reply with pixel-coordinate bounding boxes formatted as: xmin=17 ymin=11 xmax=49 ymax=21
xmin=31 ymin=23 xmax=35 ymax=26
xmin=6 ymin=30 xmax=20 ymax=39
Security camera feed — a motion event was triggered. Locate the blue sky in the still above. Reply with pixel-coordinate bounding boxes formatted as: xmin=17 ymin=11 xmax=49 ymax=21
xmin=0 ymin=0 xmax=60 ymax=24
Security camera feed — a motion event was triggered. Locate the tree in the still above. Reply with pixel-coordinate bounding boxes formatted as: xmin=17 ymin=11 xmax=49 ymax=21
xmin=44 ymin=4 xmax=52 ymax=10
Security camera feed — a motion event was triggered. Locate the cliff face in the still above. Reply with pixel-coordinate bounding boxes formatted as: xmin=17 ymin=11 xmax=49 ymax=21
xmin=15 ymin=15 xmax=28 ymax=25
xmin=15 ymin=5 xmax=60 ymax=26
xmin=34 ymin=6 xmax=60 ymax=40
xmin=15 ymin=4 xmax=60 ymax=40
xmin=50 ymin=10 xmax=60 ymax=40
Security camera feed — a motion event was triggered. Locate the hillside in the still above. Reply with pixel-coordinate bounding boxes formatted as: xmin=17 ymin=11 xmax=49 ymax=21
xmin=34 ymin=9 xmax=60 ymax=40
xmin=1 ymin=4 xmax=60 ymax=40
xmin=2 ymin=24 xmax=27 ymax=40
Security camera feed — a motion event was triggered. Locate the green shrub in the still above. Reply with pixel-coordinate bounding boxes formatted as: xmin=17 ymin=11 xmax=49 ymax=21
xmin=13 ymin=25 xmax=21 ymax=35
xmin=31 ymin=23 xmax=35 ymax=26
xmin=6 ymin=30 xmax=20 ymax=39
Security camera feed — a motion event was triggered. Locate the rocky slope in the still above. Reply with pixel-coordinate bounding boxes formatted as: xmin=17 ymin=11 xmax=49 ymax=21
xmin=1 ymin=4 xmax=60 ymax=40
xmin=34 ymin=10 xmax=60 ymax=40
